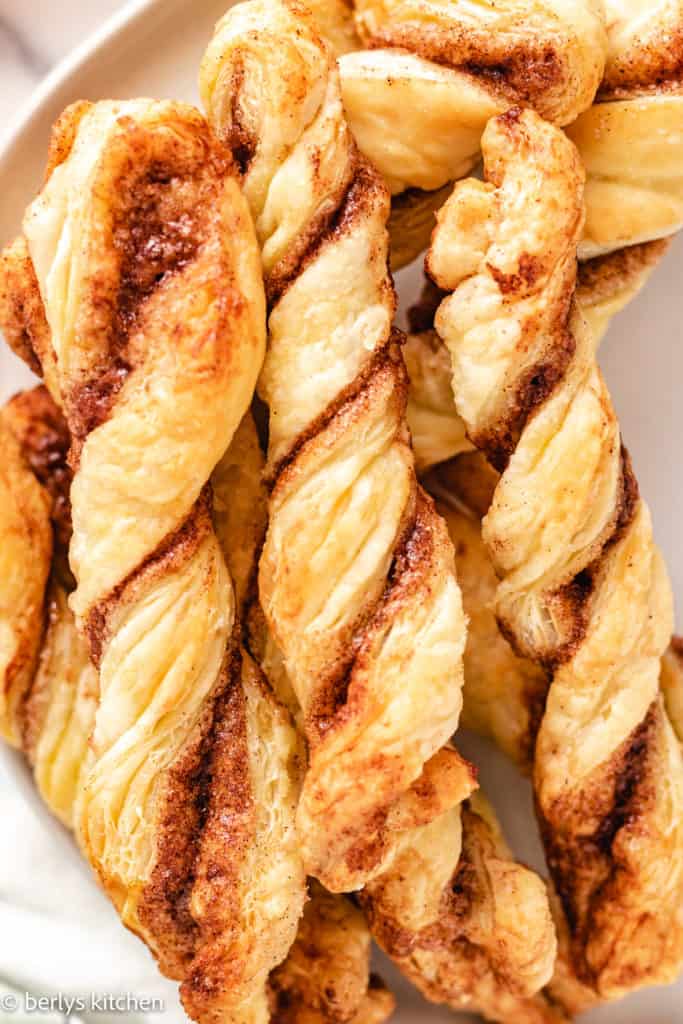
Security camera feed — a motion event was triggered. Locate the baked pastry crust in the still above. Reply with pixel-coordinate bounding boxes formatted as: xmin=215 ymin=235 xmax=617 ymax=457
xmin=601 ymin=0 xmax=683 ymax=96
xmin=0 ymin=383 xmax=395 ymax=1024
xmin=0 ymin=388 xmax=96 ymax=826
xmin=0 ymin=402 xmax=52 ymax=747
xmin=201 ymin=0 xmax=468 ymax=893
xmin=0 ymin=98 xmax=310 ymax=1024
xmin=270 ymin=884 xmax=395 ymax=1024
xmin=427 ymin=107 xmax=683 ymax=1002
xmin=362 ymin=791 xmax=564 ymax=1024
xmin=405 ymin=239 xmax=671 ymax=475
xmin=334 ymin=5 xmax=683 ymax=265
xmin=353 ymin=0 xmax=606 ymax=125
xmin=568 ymin=90 xmax=683 ymax=258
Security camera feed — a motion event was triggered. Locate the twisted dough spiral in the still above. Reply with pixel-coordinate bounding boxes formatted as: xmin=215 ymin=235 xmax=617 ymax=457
xmin=0 ymin=382 xmax=393 ymax=1024
xmin=201 ymin=0 xmax=467 ymax=893
xmin=426 ymin=106 xmax=683 ymax=1000
xmin=405 ymin=237 xmax=671 ymax=476
xmin=0 ymin=99 xmax=308 ymax=1024
xmin=353 ymin=0 xmax=606 ymax=125
xmin=361 ymin=788 xmax=564 ymax=1024
xmin=336 ymin=2 xmax=683 ymax=266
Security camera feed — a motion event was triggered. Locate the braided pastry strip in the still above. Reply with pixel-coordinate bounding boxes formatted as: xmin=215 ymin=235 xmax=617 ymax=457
xmin=201 ymin=0 xmax=468 ymax=893
xmin=426 ymin=106 xmax=683 ymax=1000
xmin=335 ymin=2 xmax=683 ymax=267
xmin=0 ymin=99 xmax=310 ymax=1024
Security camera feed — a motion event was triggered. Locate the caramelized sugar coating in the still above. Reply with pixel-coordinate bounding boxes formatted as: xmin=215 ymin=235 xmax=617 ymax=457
xmin=201 ymin=0 xmax=467 ymax=894
xmin=0 ymin=99 xmax=310 ymax=1024
xmin=427 ymin=106 xmax=683 ymax=1003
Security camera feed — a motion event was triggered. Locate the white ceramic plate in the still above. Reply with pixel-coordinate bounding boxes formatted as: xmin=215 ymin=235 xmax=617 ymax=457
xmin=0 ymin=2 xmax=682 ymax=1021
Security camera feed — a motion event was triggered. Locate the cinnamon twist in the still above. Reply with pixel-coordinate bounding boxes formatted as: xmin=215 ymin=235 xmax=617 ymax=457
xmin=0 ymin=99 xmax=308 ymax=1024
xmin=353 ymin=0 xmax=606 ymax=125
xmin=405 ymin=237 xmax=671 ymax=477
xmin=361 ymin=789 xmax=564 ymax=1024
xmin=270 ymin=884 xmax=396 ymax=1024
xmin=0 ymin=381 xmax=395 ymax=1024
xmin=335 ymin=2 xmax=683 ymax=267
xmin=426 ymin=106 xmax=683 ymax=1000
xmin=0 ymin=398 xmax=52 ymax=748
xmin=201 ymin=0 xmax=468 ymax=893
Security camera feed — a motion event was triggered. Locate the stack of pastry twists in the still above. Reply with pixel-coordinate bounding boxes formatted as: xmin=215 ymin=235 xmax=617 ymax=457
xmin=0 ymin=99 xmax=308 ymax=1024
xmin=201 ymin=0 xmax=470 ymax=893
xmin=0 ymin=381 xmax=393 ymax=1024
xmin=200 ymin=8 xmax=568 ymax=1024
xmin=427 ymin=107 xmax=683 ymax=1003
xmin=334 ymin=0 xmax=683 ymax=272
xmin=0 ymin=1 xmax=681 ymax=1022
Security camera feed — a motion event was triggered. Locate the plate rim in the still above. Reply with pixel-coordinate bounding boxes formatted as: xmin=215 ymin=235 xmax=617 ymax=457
xmin=0 ymin=0 xmax=166 ymax=181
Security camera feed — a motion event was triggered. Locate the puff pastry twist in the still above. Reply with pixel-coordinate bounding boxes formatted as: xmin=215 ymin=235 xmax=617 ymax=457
xmin=427 ymin=107 xmax=683 ymax=1001
xmin=201 ymin=0 xmax=468 ymax=893
xmin=352 ymin=0 xmax=606 ymax=126
xmin=0 ymin=99 xmax=308 ymax=1024
xmin=0 ymin=387 xmax=92 ymax=815
xmin=335 ymin=1 xmax=683 ymax=267
xmin=361 ymin=790 xmax=565 ymax=1023
xmin=569 ymin=0 xmax=683 ymax=259
xmin=406 ymin=237 xmax=671 ymax=477
xmin=0 ymin=383 xmax=395 ymax=1024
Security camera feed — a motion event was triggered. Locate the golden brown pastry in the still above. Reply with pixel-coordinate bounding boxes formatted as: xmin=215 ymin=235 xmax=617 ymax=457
xmin=0 ymin=403 xmax=52 ymax=748
xmin=336 ymin=4 xmax=682 ymax=267
xmin=0 ymin=98 xmax=309 ymax=1024
xmin=601 ymin=0 xmax=683 ymax=96
xmin=353 ymin=0 xmax=606 ymax=125
xmin=0 ymin=384 xmax=392 ymax=1024
xmin=387 ymin=185 xmax=453 ymax=271
xmin=0 ymin=387 xmax=94 ymax=824
xmin=568 ymin=90 xmax=683 ymax=258
xmin=201 ymin=0 xmax=468 ymax=894
xmin=661 ymin=639 xmax=683 ymax=745
xmin=568 ymin=2 xmax=683 ymax=257
xmin=427 ymin=107 xmax=683 ymax=1002
xmin=404 ymin=326 xmax=472 ymax=474
xmin=425 ymin=455 xmax=547 ymax=772
xmin=270 ymin=884 xmax=395 ymax=1024
xmin=406 ymin=239 xmax=671 ymax=475
xmin=362 ymin=791 xmax=564 ymax=1024
xmin=339 ymin=50 xmax=506 ymax=195
xmin=303 ymin=0 xmax=360 ymax=54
